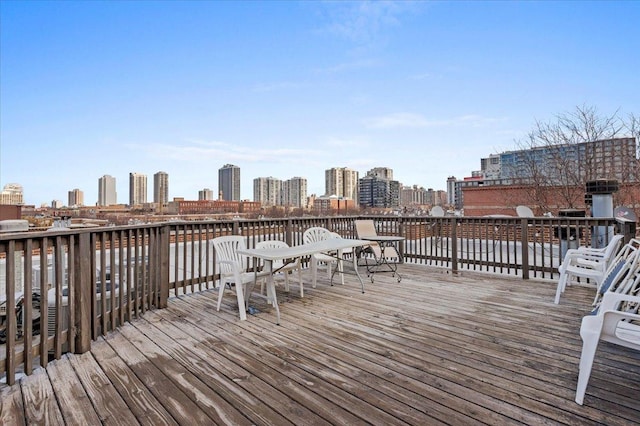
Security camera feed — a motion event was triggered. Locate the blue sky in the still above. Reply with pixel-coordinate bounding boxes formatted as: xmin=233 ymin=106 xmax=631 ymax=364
xmin=1 ymin=1 xmax=639 ymax=206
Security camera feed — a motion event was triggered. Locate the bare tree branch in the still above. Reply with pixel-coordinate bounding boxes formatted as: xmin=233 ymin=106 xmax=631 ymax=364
xmin=505 ymin=106 xmax=637 ymax=214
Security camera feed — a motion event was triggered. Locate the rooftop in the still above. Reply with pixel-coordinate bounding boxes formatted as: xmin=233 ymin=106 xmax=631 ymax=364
xmin=1 ymin=263 xmax=638 ymax=424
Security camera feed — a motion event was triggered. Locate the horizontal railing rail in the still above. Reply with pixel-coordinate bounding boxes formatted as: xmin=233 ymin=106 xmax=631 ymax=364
xmin=1 ymin=215 xmax=632 ymax=384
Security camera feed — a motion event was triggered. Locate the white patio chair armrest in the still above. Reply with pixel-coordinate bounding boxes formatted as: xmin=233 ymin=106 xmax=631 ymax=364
xmin=575 ymin=246 xmax=606 ymax=254
xmin=594 ymin=310 xmax=640 ymax=346
xmin=218 ymin=259 xmax=241 ymax=269
xmin=599 ymin=292 xmax=640 ymax=312
xmin=563 ymin=251 xmax=606 ymax=264
xmin=574 ymin=258 xmax=606 ymax=270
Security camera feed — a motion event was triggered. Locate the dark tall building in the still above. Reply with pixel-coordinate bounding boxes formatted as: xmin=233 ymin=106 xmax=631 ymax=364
xmin=218 ymin=164 xmax=241 ymax=201
xmin=358 ymin=175 xmax=400 ymax=208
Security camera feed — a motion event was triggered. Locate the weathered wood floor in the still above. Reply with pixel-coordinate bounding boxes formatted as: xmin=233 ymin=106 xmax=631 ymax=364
xmin=1 ymin=264 xmax=639 ymax=425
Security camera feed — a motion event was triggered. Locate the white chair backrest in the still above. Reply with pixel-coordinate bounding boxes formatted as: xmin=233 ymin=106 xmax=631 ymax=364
xmin=602 ymin=234 xmax=625 ymax=262
xmin=593 ymin=243 xmax=640 ymax=307
xmin=212 ymin=236 xmax=247 ymax=274
xmin=255 ymin=240 xmax=291 ymax=268
xmin=255 ymin=240 xmax=289 ymax=250
xmin=354 ymin=220 xmax=377 ymax=239
xmin=329 ymin=232 xmax=352 ymax=253
xmin=303 ymin=227 xmax=332 ymax=244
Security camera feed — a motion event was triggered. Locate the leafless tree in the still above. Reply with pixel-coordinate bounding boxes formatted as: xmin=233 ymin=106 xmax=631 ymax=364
xmin=506 ymin=105 xmax=637 ymax=213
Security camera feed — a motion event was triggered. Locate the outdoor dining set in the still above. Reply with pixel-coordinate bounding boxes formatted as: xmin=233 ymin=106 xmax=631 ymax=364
xmin=211 ymin=220 xmax=404 ymax=324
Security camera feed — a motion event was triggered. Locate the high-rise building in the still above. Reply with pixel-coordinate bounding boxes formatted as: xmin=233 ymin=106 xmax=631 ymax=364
xmin=199 ymin=188 xmax=214 ymax=201
xmin=129 ymin=172 xmax=147 ymax=206
xmin=359 ymin=171 xmax=400 ymax=209
xmin=400 ymin=185 xmax=428 ymax=206
xmin=68 ymin=188 xmax=84 ymax=207
xmin=325 ymin=167 xmax=359 ymax=203
xmin=98 ymin=175 xmax=117 ymax=206
xmin=153 ymin=171 xmax=169 ymax=205
xmin=283 ymin=177 xmax=307 ymax=208
xmin=446 ymin=176 xmax=457 ymax=207
xmin=480 ymin=137 xmax=637 ymax=183
xmin=367 ymin=167 xmax=394 ymax=180
xmin=0 ymin=183 xmax=24 ymax=205
xmin=253 ymin=177 xmax=281 ymax=206
xmin=219 ymin=164 xmax=241 ymax=201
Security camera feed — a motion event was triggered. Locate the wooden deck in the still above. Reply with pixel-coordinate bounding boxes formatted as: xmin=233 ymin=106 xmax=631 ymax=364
xmin=1 ymin=263 xmax=639 ymax=425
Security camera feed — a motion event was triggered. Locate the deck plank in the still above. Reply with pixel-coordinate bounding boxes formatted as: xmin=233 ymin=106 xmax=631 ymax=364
xmin=2 ymin=263 xmax=639 ymax=425
xmin=101 ymin=330 xmax=218 ymax=425
xmin=0 ymin=378 xmax=25 ymax=425
xmin=67 ymin=350 xmax=140 ymax=426
xmin=20 ymin=367 xmax=65 ymax=425
xmin=46 ymin=355 xmax=102 ymax=425
xmin=90 ymin=337 xmax=180 ymax=426
xmin=117 ymin=321 xmax=259 ymax=425
xmin=167 ymin=296 xmax=415 ymax=425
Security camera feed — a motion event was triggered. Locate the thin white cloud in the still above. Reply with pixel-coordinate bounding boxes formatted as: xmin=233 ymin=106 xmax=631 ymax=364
xmin=364 ymin=113 xmax=508 ymax=129
xmin=408 ymin=72 xmax=434 ymax=80
xmin=364 ymin=113 xmax=431 ymax=129
xmin=314 ymin=58 xmax=379 ymax=74
xmin=127 ymin=140 xmax=324 ymax=165
xmin=324 ymin=136 xmax=370 ymax=148
xmin=321 ymin=1 xmax=420 ymax=44
xmin=252 ymin=81 xmax=303 ymax=92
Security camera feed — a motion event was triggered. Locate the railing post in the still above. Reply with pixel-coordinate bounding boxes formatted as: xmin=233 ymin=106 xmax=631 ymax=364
xmin=397 ymin=218 xmax=405 ymax=261
xmin=159 ymin=225 xmax=170 ymax=309
xmin=615 ymin=217 xmax=636 ymax=244
xmin=521 ymin=218 xmax=530 ymax=280
xmin=450 ymin=217 xmax=458 ymax=274
xmin=73 ymin=232 xmax=92 ymax=353
xmin=6 ymin=241 xmax=16 ymax=385
xmin=285 ymin=219 xmax=293 ymax=246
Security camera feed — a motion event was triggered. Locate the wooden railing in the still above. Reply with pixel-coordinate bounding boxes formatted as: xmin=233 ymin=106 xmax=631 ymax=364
xmin=1 ymin=215 xmax=633 ymax=385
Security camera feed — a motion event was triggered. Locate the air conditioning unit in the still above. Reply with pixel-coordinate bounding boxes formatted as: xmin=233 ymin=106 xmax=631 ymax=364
xmin=47 ymin=284 xmax=125 ymax=353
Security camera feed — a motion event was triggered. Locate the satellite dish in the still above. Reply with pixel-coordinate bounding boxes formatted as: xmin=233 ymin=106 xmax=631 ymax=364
xmin=430 ymin=206 xmax=445 ymax=217
xmin=614 ymin=206 xmax=637 ymax=222
xmin=516 ymin=205 xmax=535 ymax=218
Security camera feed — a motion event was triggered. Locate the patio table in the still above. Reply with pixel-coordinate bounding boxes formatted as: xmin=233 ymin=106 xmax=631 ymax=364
xmin=237 ymin=238 xmax=369 ymax=324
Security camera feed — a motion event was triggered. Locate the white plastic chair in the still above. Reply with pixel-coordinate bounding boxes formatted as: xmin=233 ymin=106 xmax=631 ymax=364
xmin=303 ymin=227 xmax=342 ymax=287
xmin=255 ymin=240 xmax=304 ymax=297
xmin=590 ymin=245 xmax=640 ymax=310
xmin=575 ymin=290 xmax=640 ymax=405
xmin=212 ymin=235 xmax=269 ymax=321
xmin=555 ymin=234 xmax=625 ymax=304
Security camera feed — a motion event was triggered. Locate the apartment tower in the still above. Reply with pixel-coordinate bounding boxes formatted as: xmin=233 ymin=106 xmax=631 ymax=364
xmin=253 ymin=177 xmax=281 ymax=206
xmin=129 ymin=172 xmax=147 ymax=206
xmin=68 ymin=188 xmax=84 ymax=207
xmin=153 ymin=171 xmax=169 ymax=205
xmin=98 ymin=175 xmax=117 ymax=206
xmin=219 ymin=164 xmax=241 ymax=201
xmin=0 ymin=183 xmax=24 ymax=205
xmin=325 ymin=167 xmax=359 ymax=204
xmin=199 ymin=188 xmax=214 ymax=201
xmin=283 ymin=177 xmax=307 ymax=208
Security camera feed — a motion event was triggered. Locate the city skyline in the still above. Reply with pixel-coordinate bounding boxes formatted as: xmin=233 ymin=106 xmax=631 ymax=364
xmin=2 ymin=1 xmax=639 ymax=206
